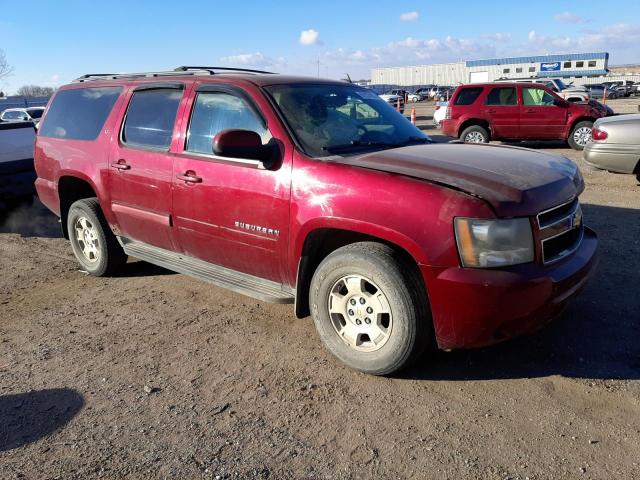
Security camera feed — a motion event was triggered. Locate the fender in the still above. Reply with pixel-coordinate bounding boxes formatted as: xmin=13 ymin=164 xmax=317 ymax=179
xmin=290 ymin=216 xmax=432 ymax=284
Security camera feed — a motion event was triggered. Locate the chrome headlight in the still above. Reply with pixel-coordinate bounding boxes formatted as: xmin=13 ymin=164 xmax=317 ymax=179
xmin=454 ymin=217 xmax=534 ymax=268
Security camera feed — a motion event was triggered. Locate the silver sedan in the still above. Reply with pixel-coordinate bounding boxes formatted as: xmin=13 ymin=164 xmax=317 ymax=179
xmin=583 ymin=114 xmax=640 ymax=181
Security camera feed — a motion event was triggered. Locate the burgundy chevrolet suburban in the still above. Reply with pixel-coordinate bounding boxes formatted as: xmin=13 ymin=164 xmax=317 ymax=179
xmin=34 ymin=67 xmax=598 ymax=375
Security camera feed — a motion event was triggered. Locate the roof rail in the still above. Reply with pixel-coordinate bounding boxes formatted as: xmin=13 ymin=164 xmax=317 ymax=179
xmin=73 ymin=66 xmax=276 ymax=83
xmin=174 ymin=66 xmax=276 ymax=75
xmin=73 ymin=70 xmax=211 ymax=83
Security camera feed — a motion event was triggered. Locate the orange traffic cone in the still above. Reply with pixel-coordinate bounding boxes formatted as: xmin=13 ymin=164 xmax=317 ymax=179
xmin=396 ymin=98 xmax=401 ymax=112
xmin=410 ymin=107 xmax=416 ymax=125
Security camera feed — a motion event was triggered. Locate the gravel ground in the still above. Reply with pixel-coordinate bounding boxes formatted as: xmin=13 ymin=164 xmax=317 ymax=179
xmin=1 ymin=97 xmax=639 ymax=479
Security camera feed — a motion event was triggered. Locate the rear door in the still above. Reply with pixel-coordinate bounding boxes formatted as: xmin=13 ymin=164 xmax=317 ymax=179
xmin=107 ymin=83 xmax=185 ymax=250
xmin=171 ymin=84 xmax=291 ymax=282
xmin=482 ymin=86 xmax=519 ymax=139
xmin=519 ymin=86 xmax=568 ymax=139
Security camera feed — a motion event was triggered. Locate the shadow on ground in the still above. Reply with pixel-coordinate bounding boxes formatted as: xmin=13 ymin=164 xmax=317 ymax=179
xmin=0 ymin=388 xmax=84 ymax=452
xmin=404 ymin=203 xmax=640 ymax=382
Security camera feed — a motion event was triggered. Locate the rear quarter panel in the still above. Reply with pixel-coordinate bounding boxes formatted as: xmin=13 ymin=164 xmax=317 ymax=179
xmin=34 ymin=85 xmax=128 ymax=219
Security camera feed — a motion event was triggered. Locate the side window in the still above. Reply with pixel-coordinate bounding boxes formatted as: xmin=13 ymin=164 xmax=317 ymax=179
xmin=576 ymin=61 xmax=584 ymax=68
xmin=564 ymin=61 xmax=572 ymax=68
xmin=485 ymin=87 xmax=517 ymax=106
xmin=122 ymin=88 xmax=182 ymax=149
xmin=588 ymin=61 xmax=596 ymax=67
xmin=522 ymin=88 xmax=556 ymax=106
xmin=39 ymin=87 xmax=122 ymax=140
xmin=454 ymin=87 xmax=483 ymax=106
xmin=186 ymin=92 xmax=270 ymax=155
xmin=528 ymin=66 xmax=536 ymax=73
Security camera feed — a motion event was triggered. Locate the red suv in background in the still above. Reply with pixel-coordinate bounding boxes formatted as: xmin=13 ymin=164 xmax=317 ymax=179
xmin=440 ymin=82 xmax=606 ymax=150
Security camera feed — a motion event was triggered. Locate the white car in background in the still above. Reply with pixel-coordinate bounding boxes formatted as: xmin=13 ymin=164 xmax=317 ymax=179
xmin=407 ymin=93 xmax=422 ymax=102
xmin=433 ymin=101 xmax=448 ymax=128
xmin=0 ymin=107 xmax=46 ymax=125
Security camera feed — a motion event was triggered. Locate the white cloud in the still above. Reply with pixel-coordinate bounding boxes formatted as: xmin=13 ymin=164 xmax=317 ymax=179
xmin=399 ymin=11 xmax=419 ymax=22
xmin=481 ymin=32 xmax=512 ymax=42
xmin=219 ymin=52 xmax=285 ymax=70
xmin=554 ymin=12 xmax=584 ymax=24
xmin=299 ymin=29 xmax=321 ymax=46
xmin=527 ymin=23 xmax=640 ymax=55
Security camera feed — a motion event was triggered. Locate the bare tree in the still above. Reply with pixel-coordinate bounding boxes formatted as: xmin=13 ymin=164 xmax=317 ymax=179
xmin=16 ymin=85 xmax=55 ymax=97
xmin=0 ymin=48 xmax=13 ymax=80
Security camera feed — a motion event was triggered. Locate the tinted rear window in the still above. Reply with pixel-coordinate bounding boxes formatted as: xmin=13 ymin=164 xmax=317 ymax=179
xmin=39 ymin=87 xmax=122 ymax=140
xmin=122 ymin=88 xmax=182 ymax=149
xmin=454 ymin=87 xmax=483 ymax=106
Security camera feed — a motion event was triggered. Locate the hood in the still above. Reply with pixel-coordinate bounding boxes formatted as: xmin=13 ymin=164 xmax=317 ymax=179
xmin=336 ymin=143 xmax=584 ymax=217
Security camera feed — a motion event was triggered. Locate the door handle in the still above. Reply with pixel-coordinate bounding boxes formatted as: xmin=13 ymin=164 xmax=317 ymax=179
xmin=486 ymin=109 xmax=497 ymax=114
xmin=524 ymin=109 xmax=536 ymax=114
xmin=111 ymin=160 xmax=130 ymax=170
xmin=177 ymin=171 xmax=202 ymax=184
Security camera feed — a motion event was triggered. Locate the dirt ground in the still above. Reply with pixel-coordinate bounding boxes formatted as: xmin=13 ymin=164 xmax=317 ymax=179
xmin=1 ymin=97 xmax=639 ymax=479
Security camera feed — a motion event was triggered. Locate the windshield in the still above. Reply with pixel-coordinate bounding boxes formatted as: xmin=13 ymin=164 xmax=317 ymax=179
xmin=555 ymin=79 xmax=568 ymax=90
xmin=265 ymin=83 xmax=431 ymax=158
xmin=26 ymin=108 xmax=44 ymax=119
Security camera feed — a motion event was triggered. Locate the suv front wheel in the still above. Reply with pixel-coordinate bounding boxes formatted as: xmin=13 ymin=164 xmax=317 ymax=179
xmin=568 ymin=120 xmax=593 ymax=150
xmin=309 ymin=242 xmax=430 ymax=375
xmin=67 ymin=198 xmax=127 ymax=276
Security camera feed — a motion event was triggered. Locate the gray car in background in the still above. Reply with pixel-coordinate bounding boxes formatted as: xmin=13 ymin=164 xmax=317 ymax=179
xmin=584 ymin=114 xmax=640 ymax=181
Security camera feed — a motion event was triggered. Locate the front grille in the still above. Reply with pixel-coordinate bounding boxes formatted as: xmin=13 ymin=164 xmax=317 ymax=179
xmin=537 ymin=199 xmax=584 ymax=264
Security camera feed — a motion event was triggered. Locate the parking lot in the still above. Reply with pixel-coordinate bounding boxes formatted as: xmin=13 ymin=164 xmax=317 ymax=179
xmin=1 ymin=97 xmax=639 ymax=479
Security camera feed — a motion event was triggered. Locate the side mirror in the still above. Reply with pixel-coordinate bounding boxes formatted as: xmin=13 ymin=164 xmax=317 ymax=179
xmin=213 ymin=129 xmax=272 ymax=164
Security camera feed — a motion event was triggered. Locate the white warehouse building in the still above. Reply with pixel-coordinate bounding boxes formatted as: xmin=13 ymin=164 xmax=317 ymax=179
xmin=371 ymin=52 xmax=614 ymax=86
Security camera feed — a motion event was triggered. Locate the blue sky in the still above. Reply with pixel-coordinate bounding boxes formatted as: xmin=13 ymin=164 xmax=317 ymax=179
xmin=1 ymin=0 xmax=639 ymax=93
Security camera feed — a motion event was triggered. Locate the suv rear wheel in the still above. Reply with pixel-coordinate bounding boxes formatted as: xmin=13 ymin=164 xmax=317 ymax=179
xmin=568 ymin=120 xmax=593 ymax=150
xmin=460 ymin=125 xmax=490 ymax=144
xmin=67 ymin=198 xmax=127 ymax=276
xmin=309 ymin=242 xmax=430 ymax=375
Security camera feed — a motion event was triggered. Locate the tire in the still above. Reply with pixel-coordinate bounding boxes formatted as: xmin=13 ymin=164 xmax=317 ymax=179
xmin=568 ymin=120 xmax=593 ymax=150
xmin=67 ymin=198 xmax=127 ymax=276
xmin=460 ymin=125 xmax=490 ymax=144
xmin=309 ymin=242 xmax=431 ymax=375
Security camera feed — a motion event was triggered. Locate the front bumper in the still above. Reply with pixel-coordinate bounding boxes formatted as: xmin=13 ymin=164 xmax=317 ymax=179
xmin=583 ymin=142 xmax=640 ymax=174
xmin=421 ymin=227 xmax=598 ymax=350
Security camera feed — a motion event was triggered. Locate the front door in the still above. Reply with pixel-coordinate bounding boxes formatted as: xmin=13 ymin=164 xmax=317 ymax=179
xmin=482 ymin=86 xmax=520 ymax=138
xmin=108 ymin=84 xmax=184 ymax=250
xmin=171 ymin=85 xmax=291 ymax=283
xmin=519 ymin=87 xmax=568 ymax=140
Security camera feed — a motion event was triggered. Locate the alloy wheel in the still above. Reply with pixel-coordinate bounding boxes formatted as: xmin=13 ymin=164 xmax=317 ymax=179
xmin=327 ymin=275 xmax=393 ymax=352
xmin=74 ymin=216 xmax=100 ymax=263
xmin=465 ymin=131 xmax=485 ymax=143
xmin=573 ymin=126 xmax=592 ymax=147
